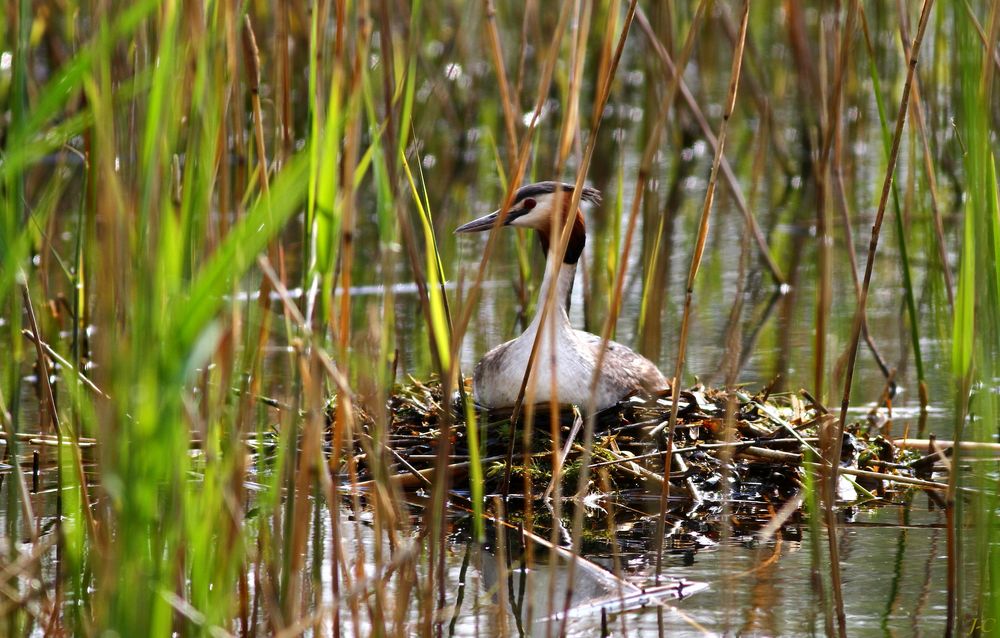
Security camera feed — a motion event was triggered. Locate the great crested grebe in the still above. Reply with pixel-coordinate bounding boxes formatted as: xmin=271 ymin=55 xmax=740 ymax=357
xmin=456 ymin=181 xmax=668 ymax=411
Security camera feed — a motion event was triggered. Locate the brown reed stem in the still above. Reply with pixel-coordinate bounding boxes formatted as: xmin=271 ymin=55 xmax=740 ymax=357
xmin=655 ymin=0 xmax=751 ymax=588
xmin=897 ymin=0 xmax=954 ymax=310
xmin=21 ymin=283 xmax=98 ymax=547
xmin=827 ymin=2 xmax=935 ymax=636
xmin=814 ymin=7 xmax=857 ymax=632
xmin=635 ymin=7 xmax=785 ymax=287
xmin=241 ymin=16 xmax=270 ymax=200
xmin=963 ymin=0 xmax=1000 ymax=75
xmin=484 ymin=0 xmax=520 ymax=158
xmin=814 ymin=0 xmax=859 ymax=406
xmin=640 ymin=0 xmax=713 ymax=588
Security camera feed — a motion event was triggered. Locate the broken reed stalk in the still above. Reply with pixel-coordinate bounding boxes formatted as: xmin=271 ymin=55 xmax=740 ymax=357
xmin=897 ymin=438 xmax=1000 ymax=452
xmin=826 ymin=2 xmax=935 ymax=636
xmin=21 ymin=329 xmax=110 ymax=400
xmin=654 ymin=0 xmax=751 ymax=587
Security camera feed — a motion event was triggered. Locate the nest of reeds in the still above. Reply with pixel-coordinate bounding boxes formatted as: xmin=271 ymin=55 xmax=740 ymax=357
xmin=341 ymin=379 xmax=930 ymax=516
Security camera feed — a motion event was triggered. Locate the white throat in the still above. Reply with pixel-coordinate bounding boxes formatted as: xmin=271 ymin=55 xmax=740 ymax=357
xmin=527 ymin=258 xmax=577 ymax=332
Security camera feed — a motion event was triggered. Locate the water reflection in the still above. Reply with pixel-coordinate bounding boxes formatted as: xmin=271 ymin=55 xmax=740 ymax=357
xmin=278 ymin=489 xmax=950 ymax=636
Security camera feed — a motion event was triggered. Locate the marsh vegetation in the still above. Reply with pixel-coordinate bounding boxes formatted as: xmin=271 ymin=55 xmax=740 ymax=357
xmin=1 ymin=1 xmax=999 ymax=635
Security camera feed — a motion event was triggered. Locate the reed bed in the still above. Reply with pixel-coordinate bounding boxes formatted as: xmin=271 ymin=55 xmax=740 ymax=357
xmin=1 ymin=1 xmax=998 ymax=635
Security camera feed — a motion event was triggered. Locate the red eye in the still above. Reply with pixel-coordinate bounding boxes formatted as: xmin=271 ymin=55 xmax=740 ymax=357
xmin=523 ymin=198 xmax=536 ymax=210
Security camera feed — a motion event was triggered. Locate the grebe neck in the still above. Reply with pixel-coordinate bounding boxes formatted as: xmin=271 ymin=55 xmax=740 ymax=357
xmin=528 ymin=258 xmax=576 ymax=331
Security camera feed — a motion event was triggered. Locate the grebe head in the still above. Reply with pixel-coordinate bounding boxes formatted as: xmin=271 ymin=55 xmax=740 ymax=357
xmin=455 ymin=182 xmax=601 ymax=263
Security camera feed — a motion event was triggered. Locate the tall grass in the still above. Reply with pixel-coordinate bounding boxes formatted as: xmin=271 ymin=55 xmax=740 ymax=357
xmin=1 ymin=1 xmax=998 ymax=635
xmin=948 ymin=2 xmax=1000 ymax=634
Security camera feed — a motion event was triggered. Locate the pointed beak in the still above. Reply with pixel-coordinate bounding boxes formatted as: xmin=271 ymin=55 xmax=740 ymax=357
xmin=455 ymin=209 xmax=503 ymax=234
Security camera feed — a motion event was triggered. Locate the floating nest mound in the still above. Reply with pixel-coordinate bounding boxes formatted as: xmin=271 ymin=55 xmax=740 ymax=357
xmin=347 ymin=379 xmax=930 ymax=513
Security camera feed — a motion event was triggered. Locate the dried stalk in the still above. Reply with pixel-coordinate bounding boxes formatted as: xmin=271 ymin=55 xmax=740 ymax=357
xmin=826 ymin=2 xmax=935 ymax=636
xmin=655 ymin=0 xmax=751 ymax=586
xmin=635 ymin=7 xmax=785 ymax=286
